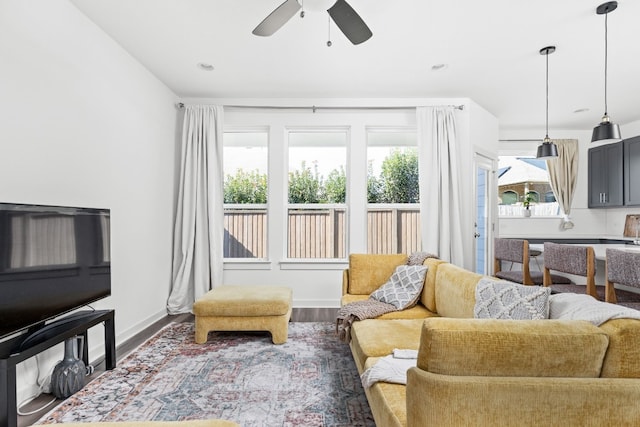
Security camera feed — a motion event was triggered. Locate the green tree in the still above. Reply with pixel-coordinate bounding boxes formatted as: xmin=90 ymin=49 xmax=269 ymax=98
xmin=367 ymin=161 xmax=382 ymax=203
xmin=325 ymin=166 xmax=346 ymax=203
xmin=379 ymin=148 xmax=419 ymax=203
xmin=288 ymin=161 xmax=322 ymax=203
xmin=224 ymin=169 xmax=267 ymax=203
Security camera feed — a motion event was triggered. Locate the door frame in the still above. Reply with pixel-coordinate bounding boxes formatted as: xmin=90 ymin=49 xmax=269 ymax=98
xmin=473 ymin=151 xmax=497 ymax=275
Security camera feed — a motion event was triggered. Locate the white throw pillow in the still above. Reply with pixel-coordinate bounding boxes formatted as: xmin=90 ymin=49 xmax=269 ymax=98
xmin=370 ymin=265 xmax=428 ymax=310
xmin=474 ymin=278 xmax=550 ymax=320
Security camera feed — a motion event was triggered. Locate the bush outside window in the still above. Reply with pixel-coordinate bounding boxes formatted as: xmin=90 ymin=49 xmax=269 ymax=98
xmin=287 ymin=131 xmax=347 ymax=259
xmin=367 ymin=130 xmax=420 ymax=254
xmin=223 ymin=131 xmax=268 ymax=259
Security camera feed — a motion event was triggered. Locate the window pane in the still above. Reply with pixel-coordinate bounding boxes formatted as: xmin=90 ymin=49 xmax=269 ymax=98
xmin=497 ymin=156 xmax=559 ymax=217
xmin=287 ymin=131 xmax=347 ymax=259
xmin=500 ymin=190 xmax=518 ymax=205
xmin=223 ymin=132 xmax=268 ymax=259
xmin=367 ymin=130 xmax=420 ymax=254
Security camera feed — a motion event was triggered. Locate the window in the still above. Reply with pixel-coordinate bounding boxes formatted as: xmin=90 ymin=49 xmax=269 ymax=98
xmin=500 ymin=190 xmax=518 ymax=205
xmin=544 ymin=191 xmax=556 ymax=203
xmin=367 ymin=130 xmax=420 ymax=254
xmin=498 ymin=156 xmax=559 ymax=217
xmin=287 ymin=130 xmax=347 ymax=259
xmin=223 ymin=131 xmax=268 ymax=259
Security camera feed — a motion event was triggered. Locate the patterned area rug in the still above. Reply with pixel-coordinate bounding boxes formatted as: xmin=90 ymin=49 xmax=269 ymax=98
xmin=36 ymin=322 xmax=374 ymax=427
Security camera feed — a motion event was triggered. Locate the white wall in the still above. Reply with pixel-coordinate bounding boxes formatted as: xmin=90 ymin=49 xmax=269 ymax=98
xmin=0 ymin=0 xmax=178 ymax=403
xmin=498 ymin=125 xmax=640 ymax=239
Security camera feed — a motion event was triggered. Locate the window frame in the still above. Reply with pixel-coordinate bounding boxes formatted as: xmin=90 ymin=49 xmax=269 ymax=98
xmin=222 ymin=128 xmax=270 ymax=263
xmin=283 ymin=127 xmax=350 ymax=262
xmin=366 ymin=127 xmax=421 ymax=254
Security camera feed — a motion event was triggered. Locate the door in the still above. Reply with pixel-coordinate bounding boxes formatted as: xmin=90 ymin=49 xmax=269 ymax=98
xmin=474 ymin=153 xmax=495 ymax=274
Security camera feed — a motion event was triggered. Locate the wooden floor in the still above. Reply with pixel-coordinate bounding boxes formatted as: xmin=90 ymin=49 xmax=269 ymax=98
xmin=16 ymin=308 xmax=338 ymax=427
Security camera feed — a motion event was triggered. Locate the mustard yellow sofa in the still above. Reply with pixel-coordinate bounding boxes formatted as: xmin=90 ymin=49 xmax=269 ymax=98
xmin=342 ymin=254 xmax=640 ymax=427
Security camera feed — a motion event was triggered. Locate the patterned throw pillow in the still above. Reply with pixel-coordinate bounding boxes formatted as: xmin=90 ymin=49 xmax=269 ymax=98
xmin=370 ymin=265 xmax=428 ymax=310
xmin=474 ymin=278 xmax=550 ymax=320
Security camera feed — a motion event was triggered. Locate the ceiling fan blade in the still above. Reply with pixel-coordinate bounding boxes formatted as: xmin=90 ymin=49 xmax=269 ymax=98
xmin=252 ymin=0 xmax=302 ymax=37
xmin=327 ymin=0 xmax=372 ymax=45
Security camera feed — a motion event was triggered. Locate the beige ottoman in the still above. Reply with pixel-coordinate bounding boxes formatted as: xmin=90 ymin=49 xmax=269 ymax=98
xmin=193 ymin=285 xmax=293 ymax=344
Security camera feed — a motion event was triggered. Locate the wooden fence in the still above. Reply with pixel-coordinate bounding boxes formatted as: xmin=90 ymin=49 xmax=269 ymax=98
xmin=223 ymin=208 xmax=267 ymax=258
xmin=223 ymin=205 xmax=420 ymax=259
xmin=367 ymin=206 xmax=421 ymax=254
xmin=287 ymin=207 xmax=346 ymax=258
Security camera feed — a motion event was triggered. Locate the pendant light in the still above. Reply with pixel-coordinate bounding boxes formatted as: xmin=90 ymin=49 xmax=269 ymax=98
xmin=592 ymin=1 xmax=621 ymax=143
xmin=536 ymin=46 xmax=558 ymax=159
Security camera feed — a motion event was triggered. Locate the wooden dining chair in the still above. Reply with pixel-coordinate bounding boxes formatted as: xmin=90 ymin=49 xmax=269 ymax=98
xmin=543 ymin=242 xmax=597 ymax=298
xmin=494 ymin=238 xmax=541 ymax=285
xmin=605 ymin=248 xmax=640 ymax=304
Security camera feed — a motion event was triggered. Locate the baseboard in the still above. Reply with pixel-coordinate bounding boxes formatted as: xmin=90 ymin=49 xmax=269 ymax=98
xmin=293 ymin=299 xmax=340 ymax=308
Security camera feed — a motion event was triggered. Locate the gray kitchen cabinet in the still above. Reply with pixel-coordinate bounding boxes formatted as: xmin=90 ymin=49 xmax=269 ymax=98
xmin=588 ymin=141 xmax=623 ymax=208
xmin=625 ymin=136 xmax=640 ymax=206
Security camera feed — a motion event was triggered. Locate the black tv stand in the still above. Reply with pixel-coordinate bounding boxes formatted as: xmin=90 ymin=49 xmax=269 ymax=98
xmin=0 ymin=309 xmax=115 ymax=427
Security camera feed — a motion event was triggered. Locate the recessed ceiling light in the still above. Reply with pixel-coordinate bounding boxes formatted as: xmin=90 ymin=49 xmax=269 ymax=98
xmin=574 ymin=108 xmax=590 ymax=113
xmin=431 ymin=63 xmax=448 ymax=71
xmin=197 ymin=62 xmax=214 ymax=71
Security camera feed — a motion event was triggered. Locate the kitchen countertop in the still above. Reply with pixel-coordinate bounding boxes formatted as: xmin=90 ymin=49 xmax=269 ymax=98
xmin=530 ymin=242 xmax=640 ymax=261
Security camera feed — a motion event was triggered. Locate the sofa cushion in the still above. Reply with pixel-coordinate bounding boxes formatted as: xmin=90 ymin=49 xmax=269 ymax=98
xmin=349 ymin=319 xmax=425 ymax=373
xmin=370 ymin=265 xmax=428 ymax=310
xmin=435 ymin=263 xmax=485 ymax=318
xmin=474 ymin=278 xmax=550 ymax=320
xmin=360 ymin=360 xmax=407 ymax=427
xmin=348 ymin=254 xmax=407 ymax=295
xmin=416 ymin=317 xmax=609 ymax=378
xmin=406 ymin=370 xmax=640 ymax=427
xmin=599 ymin=318 xmax=640 ymax=378
xmin=340 ymin=294 xmax=436 ymax=319
xmin=419 ymin=258 xmax=447 ymax=312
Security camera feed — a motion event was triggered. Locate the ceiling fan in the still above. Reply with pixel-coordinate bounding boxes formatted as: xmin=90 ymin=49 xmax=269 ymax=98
xmin=252 ymin=0 xmax=373 ymax=45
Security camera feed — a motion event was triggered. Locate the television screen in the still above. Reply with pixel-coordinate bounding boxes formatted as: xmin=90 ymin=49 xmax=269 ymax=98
xmin=0 ymin=203 xmax=111 ymax=339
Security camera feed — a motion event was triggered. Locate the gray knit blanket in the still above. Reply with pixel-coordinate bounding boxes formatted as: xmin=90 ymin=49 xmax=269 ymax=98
xmin=336 ymin=299 xmax=397 ymax=342
xmin=336 ymin=252 xmax=440 ymax=342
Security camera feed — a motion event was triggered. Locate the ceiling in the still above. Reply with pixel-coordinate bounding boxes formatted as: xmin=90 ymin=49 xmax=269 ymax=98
xmin=70 ymin=0 xmax=640 ymax=131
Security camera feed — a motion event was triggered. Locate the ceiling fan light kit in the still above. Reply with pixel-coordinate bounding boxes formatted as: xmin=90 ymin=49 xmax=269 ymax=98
xmin=536 ymin=46 xmax=558 ymax=159
xmin=253 ymin=0 xmax=372 ymax=45
xmin=592 ymin=1 xmax=622 ymax=143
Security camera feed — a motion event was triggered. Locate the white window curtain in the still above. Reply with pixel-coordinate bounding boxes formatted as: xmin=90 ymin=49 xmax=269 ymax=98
xmin=417 ymin=106 xmax=465 ymax=266
xmin=546 ymin=139 xmax=579 ymax=230
xmin=167 ymin=105 xmax=224 ymax=314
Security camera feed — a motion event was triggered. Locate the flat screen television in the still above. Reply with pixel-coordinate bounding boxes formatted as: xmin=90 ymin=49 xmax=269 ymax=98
xmin=0 ymin=202 xmax=111 ymax=340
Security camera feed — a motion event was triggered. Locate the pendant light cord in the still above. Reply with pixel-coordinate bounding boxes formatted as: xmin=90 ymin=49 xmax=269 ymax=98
xmin=604 ymin=11 xmax=609 ymax=116
xmin=545 ymin=49 xmax=549 ymax=139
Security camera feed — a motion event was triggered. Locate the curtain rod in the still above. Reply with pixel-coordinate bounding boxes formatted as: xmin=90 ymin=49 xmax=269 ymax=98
xmin=175 ymin=103 xmax=464 ymax=112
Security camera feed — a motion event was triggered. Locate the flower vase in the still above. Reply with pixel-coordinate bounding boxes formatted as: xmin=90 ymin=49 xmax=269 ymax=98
xmin=523 ymin=208 xmax=531 ymax=217
xmin=51 ymin=337 xmax=86 ymax=399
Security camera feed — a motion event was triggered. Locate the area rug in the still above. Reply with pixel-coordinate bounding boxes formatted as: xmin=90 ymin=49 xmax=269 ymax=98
xmin=36 ymin=322 xmax=374 ymax=427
